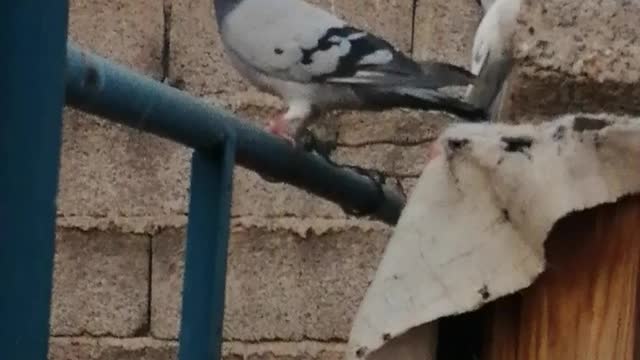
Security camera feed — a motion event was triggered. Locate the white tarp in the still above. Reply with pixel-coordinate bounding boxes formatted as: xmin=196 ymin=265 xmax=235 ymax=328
xmin=346 ymin=114 xmax=640 ymax=360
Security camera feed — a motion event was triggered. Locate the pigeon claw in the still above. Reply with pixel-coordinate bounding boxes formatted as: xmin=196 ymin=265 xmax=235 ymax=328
xmin=296 ymin=129 xmax=336 ymax=159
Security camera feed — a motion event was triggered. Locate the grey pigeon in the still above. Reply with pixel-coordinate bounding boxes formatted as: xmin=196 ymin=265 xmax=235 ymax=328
xmin=213 ymin=0 xmax=487 ymax=144
xmin=465 ymin=0 xmax=521 ymax=121
xmin=475 ymin=0 xmax=496 ymax=13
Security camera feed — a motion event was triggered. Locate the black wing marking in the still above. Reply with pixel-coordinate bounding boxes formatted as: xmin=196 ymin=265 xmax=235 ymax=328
xmin=299 ymin=26 xmax=421 ymax=84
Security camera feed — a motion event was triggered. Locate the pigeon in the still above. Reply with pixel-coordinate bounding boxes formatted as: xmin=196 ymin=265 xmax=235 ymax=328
xmin=465 ymin=0 xmax=521 ymax=120
xmin=212 ymin=0 xmax=488 ymax=145
xmin=475 ymin=0 xmax=496 ymax=13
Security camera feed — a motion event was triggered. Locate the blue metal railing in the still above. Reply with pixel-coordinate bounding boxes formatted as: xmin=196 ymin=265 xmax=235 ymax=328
xmin=65 ymin=46 xmax=404 ymax=223
xmin=180 ymin=143 xmax=236 ymax=360
xmin=1 ymin=2 xmax=405 ymax=360
xmin=0 ymin=1 xmax=69 ymax=359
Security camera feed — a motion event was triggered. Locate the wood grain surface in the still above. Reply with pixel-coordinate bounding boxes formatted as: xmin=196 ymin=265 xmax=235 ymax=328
xmin=482 ymin=195 xmax=640 ymax=360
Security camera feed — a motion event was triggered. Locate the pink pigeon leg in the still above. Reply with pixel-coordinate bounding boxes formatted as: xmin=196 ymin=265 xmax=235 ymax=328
xmin=265 ymin=112 xmax=295 ymax=144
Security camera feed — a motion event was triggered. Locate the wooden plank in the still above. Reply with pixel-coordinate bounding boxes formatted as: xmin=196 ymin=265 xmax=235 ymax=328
xmin=482 ymin=295 xmax=520 ymax=360
xmin=482 ymin=195 xmax=640 ymax=360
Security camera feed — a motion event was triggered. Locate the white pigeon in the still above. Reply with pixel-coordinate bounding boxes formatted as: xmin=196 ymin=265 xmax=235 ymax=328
xmin=212 ymin=0 xmax=487 ymax=144
xmin=465 ymin=0 xmax=521 ymax=120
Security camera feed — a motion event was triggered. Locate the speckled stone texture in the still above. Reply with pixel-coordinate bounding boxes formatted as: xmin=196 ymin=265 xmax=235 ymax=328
xmin=150 ymin=221 xmax=390 ymax=340
xmin=50 ymin=229 xmax=150 ymax=336
xmin=500 ymin=0 xmax=640 ymax=122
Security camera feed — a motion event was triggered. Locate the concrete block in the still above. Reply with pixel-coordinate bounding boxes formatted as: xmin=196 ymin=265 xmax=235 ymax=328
xmin=328 ymin=110 xmax=444 ymax=146
xmin=150 ymin=228 xmax=185 ymax=339
xmin=231 ymin=167 xmax=344 ymax=218
xmin=48 ymin=338 xmax=177 ymax=360
xmin=228 ymin=342 xmax=345 ymax=360
xmin=168 ymin=0 xmax=250 ymax=104
xmin=69 ymin=0 xmax=163 ymax=76
xmin=50 ymin=229 xmax=150 ymax=336
xmin=246 ymin=349 xmax=342 ymax=360
xmin=332 ymin=143 xmax=429 ymax=177
xmin=48 ymin=339 xmax=343 ymax=360
xmin=501 ymin=0 xmax=640 ymax=122
xmin=57 ymin=113 xmax=191 ymax=217
xmin=151 ymin=222 xmax=390 ymax=340
xmin=413 ymin=0 xmax=482 ymax=66
xmin=48 ymin=337 xmax=246 ymax=360
xmin=246 ymin=353 xmax=341 ymax=360
xmin=60 ymin=0 xmax=186 ymax=218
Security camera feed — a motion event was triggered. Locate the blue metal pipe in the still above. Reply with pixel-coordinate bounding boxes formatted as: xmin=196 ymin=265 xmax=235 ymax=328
xmin=65 ymin=44 xmax=405 ymax=225
xmin=0 ymin=1 xmax=69 ymax=359
xmin=179 ymin=139 xmax=235 ymax=360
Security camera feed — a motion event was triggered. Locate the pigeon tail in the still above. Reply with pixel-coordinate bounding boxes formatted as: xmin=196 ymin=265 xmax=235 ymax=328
xmin=358 ymin=86 xmax=488 ymax=122
xmin=464 ymin=54 xmax=513 ymax=119
xmin=416 ymin=61 xmax=477 ymax=89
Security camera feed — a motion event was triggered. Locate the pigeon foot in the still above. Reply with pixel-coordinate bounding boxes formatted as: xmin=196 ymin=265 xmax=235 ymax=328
xmin=266 ymin=113 xmax=296 ymax=144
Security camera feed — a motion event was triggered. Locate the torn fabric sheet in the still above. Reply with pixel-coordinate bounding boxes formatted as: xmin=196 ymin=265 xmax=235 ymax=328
xmin=346 ymin=113 xmax=640 ymax=360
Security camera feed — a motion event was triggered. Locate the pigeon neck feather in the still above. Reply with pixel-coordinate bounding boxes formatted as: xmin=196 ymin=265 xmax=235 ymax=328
xmin=213 ymin=0 xmax=243 ymax=23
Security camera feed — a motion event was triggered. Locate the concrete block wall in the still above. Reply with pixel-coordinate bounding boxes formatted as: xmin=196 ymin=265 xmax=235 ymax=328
xmin=51 ymin=0 xmax=640 ymax=358
xmin=499 ymin=0 xmax=640 ymax=123
xmin=52 ymin=1 xmax=480 ymax=358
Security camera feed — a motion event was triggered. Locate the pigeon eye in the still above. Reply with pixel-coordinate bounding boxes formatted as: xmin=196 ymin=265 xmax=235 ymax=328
xmin=274 ymin=48 xmax=284 ymax=55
